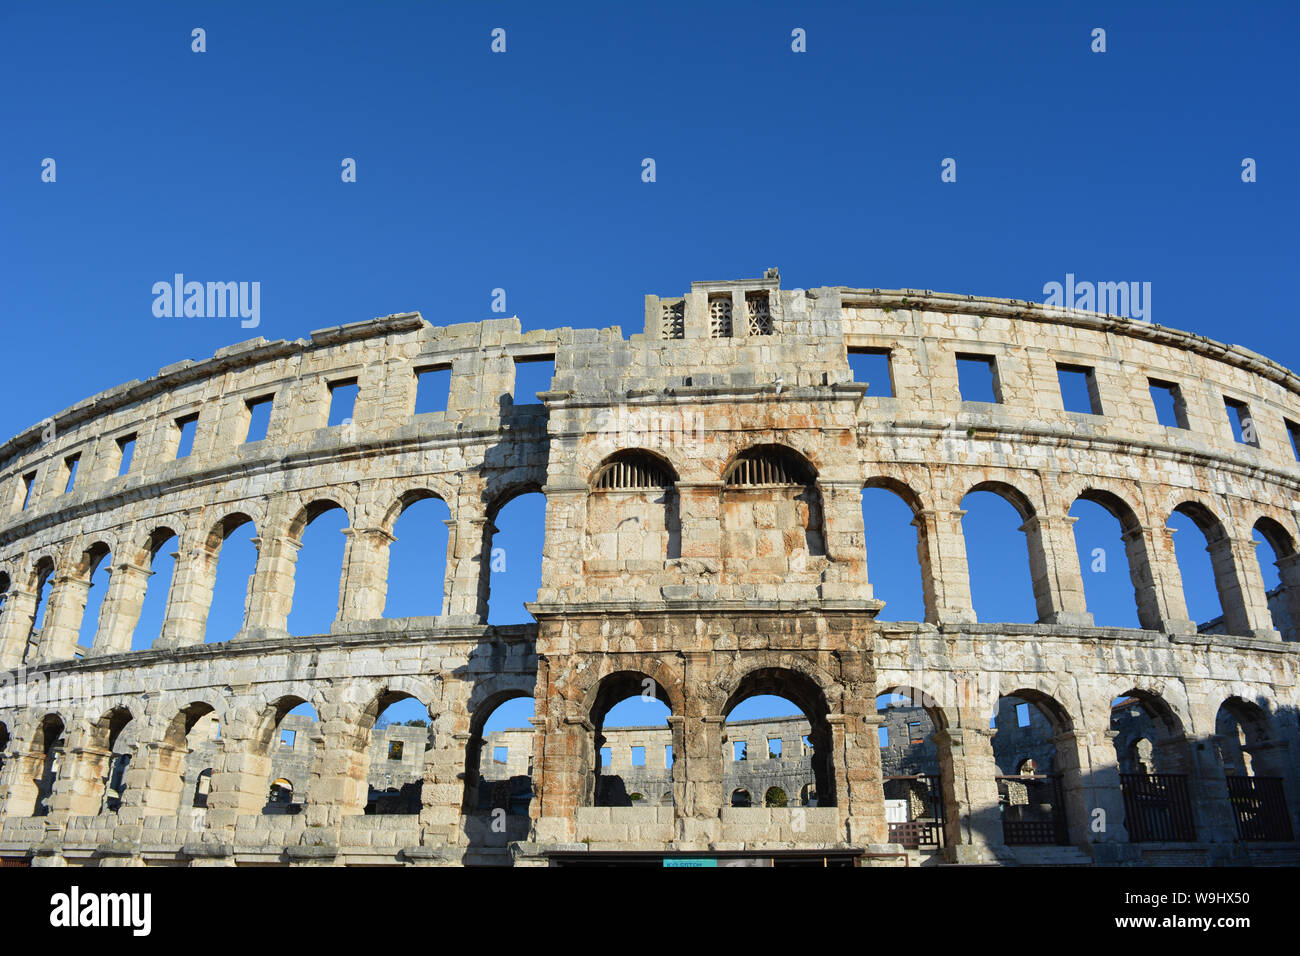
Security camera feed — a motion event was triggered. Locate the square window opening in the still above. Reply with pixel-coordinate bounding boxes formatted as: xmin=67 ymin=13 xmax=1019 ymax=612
xmin=848 ymin=348 xmax=894 ymax=397
xmin=956 ymin=354 xmax=1001 ymax=403
xmin=1057 ymin=364 xmax=1103 ymax=415
xmin=512 ymin=357 xmax=554 ymax=405
xmin=1149 ymin=380 xmax=1189 ymax=429
xmin=327 ymin=379 xmax=359 ymax=427
xmin=279 ymin=729 xmax=296 ymax=749
xmin=244 ymin=396 xmax=274 ymax=443
xmin=414 ymin=365 xmax=452 ymax=415
xmin=631 ymin=746 xmax=646 ymax=767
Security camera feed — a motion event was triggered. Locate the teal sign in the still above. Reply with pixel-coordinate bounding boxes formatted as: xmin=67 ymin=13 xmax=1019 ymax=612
xmin=663 ymin=858 xmax=717 ymax=867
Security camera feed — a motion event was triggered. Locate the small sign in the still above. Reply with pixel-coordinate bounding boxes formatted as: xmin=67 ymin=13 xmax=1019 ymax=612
xmin=663 ymin=858 xmax=717 ymax=867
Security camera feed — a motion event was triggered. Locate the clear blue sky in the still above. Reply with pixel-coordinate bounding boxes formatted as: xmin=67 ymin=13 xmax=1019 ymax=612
xmin=7 ymin=1 xmax=1296 ymax=729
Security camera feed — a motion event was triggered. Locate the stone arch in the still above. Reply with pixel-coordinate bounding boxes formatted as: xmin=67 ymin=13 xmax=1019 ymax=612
xmin=287 ymin=498 xmax=348 ymax=541
xmin=1168 ymin=500 xmax=1244 ymax=632
xmin=580 ymin=669 xmax=680 ymax=809
xmin=21 ymin=556 xmax=57 ymax=664
xmin=720 ymin=445 xmax=825 ymax=582
xmin=586 ymin=450 xmax=682 ymax=568
xmin=965 ymin=480 xmax=1036 ymax=522
xmin=343 ymin=684 xmax=433 ymax=816
xmin=381 ymin=489 xmax=453 ymax=619
xmin=464 ymin=685 xmax=537 ymax=819
xmin=84 ymin=705 xmax=135 ymax=814
xmin=1251 ymin=516 xmax=1298 ymax=640
xmin=862 ymin=477 xmax=928 ymax=621
xmin=1070 ymin=488 xmax=1159 ymax=629
xmin=380 ymin=486 xmax=453 ymax=538
xmin=864 ymin=475 xmax=926 ymax=514
xmin=482 ymin=479 xmax=546 ymax=625
xmin=959 ymin=481 xmax=1046 ymax=624
xmin=9 ymin=712 xmax=65 ymax=817
xmin=991 ymin=689 xmax=1077 ymax=845
xmin=284 ymin=499 xmax=349 ymax=636
xmin=720 ymin=666 xmax=835 ymax=808
xmin=590 ymin=448 xmax=679 ymax=490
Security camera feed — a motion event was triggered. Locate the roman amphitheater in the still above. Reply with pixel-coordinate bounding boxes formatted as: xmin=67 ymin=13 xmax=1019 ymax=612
xmin=0 ymin=270 xmax=1297 ymax=866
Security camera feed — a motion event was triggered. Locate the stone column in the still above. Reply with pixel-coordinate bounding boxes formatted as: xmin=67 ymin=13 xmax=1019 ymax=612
xmin=0 ymin=588 xmax=39 ymax=668
xmin=675 ymin=483 xmax=722 ymax=577
xmin=819 ymin=481 xmax=873 ymax=603
xmin=934 ymin=723 xmax=1009 ymax=863
xmin=444 ymin=514 xmax=489 ymax=623
xmin=34 ymin=576 xmax=91 ymax=664
xmin=304 ymin=708 xmax=369 ymax=828
xmin=1184 ymin=735 xmax=1239 ymax=844
xmin=1134 ymin=523 xmax=1195 ymax=634
xmin=537 ymin=484 xmax=586 ymax=602
xmin=1021 ymin=514 xmax=1093 ymax=627
xmin=675 ymin=714 xmax=724 ymax=848
xmin=115 ymin=741 xmax=189 ymax=823
xmin=1052 ymin=728 xmax=1128 ymax=848
xmin=840 ymin=710 xmax=888 ymax=844
xmin=912 ymin=509 xmax=976 ymax=624
xmin=1273 ymin=553 xmax=1300 ymax=641
xmin=241 ymin=535 xmax=301 ymax=636
xmin=1122 ymin=525 xmax=1179 ymax=631
xmin=1204 ymin=530 xmax=1275 ymax=638
xmin=92 ymin=562 xmax=153 ymax=655
xmin=203 ymin=720 xmax=271 ymax=832
xmin=46 ymin=743 xmax=111 ymax=817
xmin=336 ymin=527 xmax=394 ymax=622
xmin=1240 ymin=738 xmax=1300 ymax=836
xmin=157 ymin=547 xmax=218 ymax=649
xmin=420 ymin=719 xmax=469 ymax=844
xmin=530 ymin=714 xmax=590 ymax=844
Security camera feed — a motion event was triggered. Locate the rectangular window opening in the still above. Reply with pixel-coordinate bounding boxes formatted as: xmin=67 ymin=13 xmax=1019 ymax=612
xmin=599 ymin=746 xmax=612 ymax=768
xmin=327 ymin=379 xmax=359 ymax=427
xmin=733 ymin=741 xmax=747 ymax=762
xmin=664 ymin=744 xmax=673 ymax=768
xmin=1149 ymin=379 xmax=1189 ymax=429
xmin=956 ymin=354 xmax=1001 ymax=404
xmin=848 ymin=348 xmax=894 ymax=397
xmin=62 ymin=455 xmax=80 ymax=494
xmin=244 ymin=395 xmax=274 ymax=443
xmin=908 ymin=720 xmax=924 ymax=744
xmin=116 ymin=434 xmax=136 ymax=476
xmin=1057 ymin=363 xmax=1103 ymax=415
xmin=175 ymin=414 xmax=199 ymax=459
xmin=20 ymin=472 xmax=36 ymax=510
xmin=1225 ymin=397 xmax=1259 ymax=447
xmin=631 ymin=746 xmax=646 ymax=767
xmin=1016 ymin=702 xmax=1031 ymax=728
xmin=279 ymin=729 xmax=296 ymax=749
xmin=387 ymin=740 xmax=404 ymax=761
xmin=512 ymin=356 xmax=555 ymax=406
xmin=878 ymin=726 xmax=889 ymax=748
xmin=768 ymin=738 xmax=782 ymax=759
xmin=493 ymin=745 xmax=508 ymax=765
xmin=1286 ymin=419 xmax=1300 ymax=462
xmin=414 ymin=365 xmax=452 ymax=415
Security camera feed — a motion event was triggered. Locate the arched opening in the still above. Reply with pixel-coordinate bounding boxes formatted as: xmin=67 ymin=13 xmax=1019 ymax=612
xmin=1252 ymin=518 xmax=1297 ymax=640
xmin=75 ymin=544 xmax=113 ymax=652
xmin=163 ymin=703 xmax=220 ymax=817
xmin=586 ymin=450 xmax=681 ymax=569
xmin=722 ymin=671 xmax=832 ymax=809
xmin=0 ymin=721 xmax=8 ymax=781
xmin=23 ymin=558 xmax=55 ymax=662
xmin=1110 ymin=690 xmax=1196 ymax=842
xmin=287 ymin=502 xmax=348 ymax=636
xmin=362 ymin=693 xmax=429 ymax=815
xmin=720 ymin=445 xmax=824 ymax=583
xmin=1070 ymin=493 xmax=1142 ymax=628
xmin=960 ymin=487 xmax=1037 ymax=623
xmin=384 ymin=493 xmax=451 ymax=618
xmin=990 ymin=692 xmax=1073 ymax=845
xmin=876 ymin=687 xmax=947 ymax=849
xmin=486 ymin=490 xmax=546 ymax=625
xmin=258 ymin=698 xmax=320 ymax=814
xmin=764 ymin=786 xmax=787 ymax=808
xmin=1214 ymin=697 xmax=1294 ymax=842
xmin=205 ymin=514 xmax=258 ymax=643
xmin=861 ymin=482 xmax=925 ymax=622
xmin=1168 ymin=503 xmax=1228 ymax=632
xmin=0 ymin=571 xmax=9 ymax=615
xmin=88 ymin=706 xmax=135 ymax=814
xmin=730 ymin=788 xmax=752 ymax=807
xmin=464 ymin=693 xmax=537 ymax=843
xmin=588 ymin=676 xmax=674 ymax=808
xmin=131 ymin=529 xmax=179 ymax=651
xmin=28 ymin=714 xmax=64 ymax=817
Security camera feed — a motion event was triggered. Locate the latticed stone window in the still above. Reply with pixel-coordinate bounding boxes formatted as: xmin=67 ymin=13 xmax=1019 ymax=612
xmin=661 ymin=300 xmax=684 ymax=339
xmin=593 ymin=451 xmax=674 ymax=489
xmin=723 ymin=445 xmax=816 ymax=487
xmin=708 ymin=295 xmax=733 ymax=338
xmin=746 ymin=292 xmax=773 ymax=335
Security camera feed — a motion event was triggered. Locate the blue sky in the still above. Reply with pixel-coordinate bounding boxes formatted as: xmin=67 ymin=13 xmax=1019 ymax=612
xmin=8 ymin=1 xmax=1297 ymax=730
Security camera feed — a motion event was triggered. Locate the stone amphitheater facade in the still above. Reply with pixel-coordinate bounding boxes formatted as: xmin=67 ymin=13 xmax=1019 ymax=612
xmin=0 ymin=270 xmax=1297 ymax=866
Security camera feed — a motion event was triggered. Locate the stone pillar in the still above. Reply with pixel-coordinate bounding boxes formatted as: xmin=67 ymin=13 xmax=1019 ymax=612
xmin=47 ymin=743 xmax=111 ymax=817
xmin=842 ymin=711 xmax=888 ymax=844
xmin=530 ymin=714 xmax=590 ymax=844
xmin=819 ymin=482 xmax=873 ymax=603
xmin=1122 ymin=525 xmax=1177 ymax=631
xmin=1273 ymin=553 xmax=1300 ymax=641
xmin=92 ymin=562 xmax=153 ymax=655
xmin=1220 ymin=534 xmax=1280 ymax=639
xmin=421 ymin=718 xmax=469 ymax=844
xmin=1052 ymin=728 xmax=1128 ymax=848
xmin=934 ymin=723 xmax=1009 ymax=863
xmin=203 ymin=721 xmax=271 ymax=832
xmin=1184 ymin=735 xmax=1239 ymax=844
xmin=115 ymin=741 xmax=189 ymax=823
xmin=242 ymin=535 xmax=301 ymax=636
xmin=1135 ymin=523 xmax=1195 ymax=634
xmin=336 ymin=527 xmax=393 ymax=622
xmin=444 ymin=514 xmax=489 ymax=623
xmin=1198 ymin=530 xmax=1267 ymax=637
xmin=304 ymin=709 xmax=369 ymax=828
xmin=913 ymin=509 xmax=976 ymax=624
xmin=34 ymin=576 xmax=91 ymax=664
xmin=674 ymin=714 xmax=724 ymax=848
xmin=0 ymin=588 xmax=39 ymax=668
xmin=676 ymin=483 xmax=722 ymax=571
xmin=0 ymin=738 xmax=47 ymax=818
xmin=1240 ymin=738 xmax=1300 ymax=836
xmin=1021 ymin=514 xmax=1094 ymax=627
xmin=157 ymin=547 xmax=218 ymax=649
